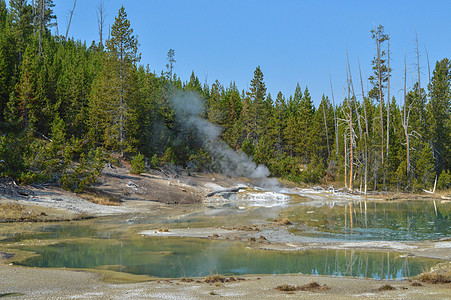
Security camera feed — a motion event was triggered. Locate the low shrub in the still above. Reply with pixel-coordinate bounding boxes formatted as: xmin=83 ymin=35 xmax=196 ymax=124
xmin=130 ymin=153 xmax=145 ymax=175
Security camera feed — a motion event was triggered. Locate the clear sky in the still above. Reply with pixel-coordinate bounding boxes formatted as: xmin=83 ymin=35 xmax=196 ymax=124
xmin=52 ymin=0 xmax=451 ymax=107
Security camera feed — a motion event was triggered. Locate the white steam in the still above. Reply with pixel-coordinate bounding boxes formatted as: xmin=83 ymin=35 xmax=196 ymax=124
xmin=170 ymin=91 xmax=270 ymax=179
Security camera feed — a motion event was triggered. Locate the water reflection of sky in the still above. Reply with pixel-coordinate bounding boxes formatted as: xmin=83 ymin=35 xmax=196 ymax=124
xmin=13 ymin=238 xmax=440 ymax=280
xmin=284 ymin=200 xmax=451 ymax=241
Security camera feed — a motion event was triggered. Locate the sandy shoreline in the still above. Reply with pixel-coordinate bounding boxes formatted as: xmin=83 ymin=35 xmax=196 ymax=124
xmin=1 ymin=263 xmax=450 ymax=299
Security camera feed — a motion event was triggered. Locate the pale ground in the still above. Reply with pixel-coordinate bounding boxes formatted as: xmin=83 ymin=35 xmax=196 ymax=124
xmin=0 ymin=167 xmax=450 ymax=299
xmin=1 ymin=263 xmax=450 ymax=299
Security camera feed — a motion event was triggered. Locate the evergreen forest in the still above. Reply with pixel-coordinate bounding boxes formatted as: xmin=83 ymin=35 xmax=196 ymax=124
xmin=1 ymin=1 xmax=450 ymax=192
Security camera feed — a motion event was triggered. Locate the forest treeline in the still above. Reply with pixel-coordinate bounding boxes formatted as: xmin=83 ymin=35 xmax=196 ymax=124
xmin=0 ymin=1 xmax=450 ymax=192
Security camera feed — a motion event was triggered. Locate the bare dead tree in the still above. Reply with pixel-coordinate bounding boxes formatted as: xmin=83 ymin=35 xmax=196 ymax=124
xmin=386 ymin=40 xmax=391 ymax=164
xmin=55 ymin=16 xmax=59 ymax=36
xmin=402 ymin=53 xmax=411 ymax=188
xmin=38 ymin=0 xmax=44 ymax=56
xmin=425 ymin=45 xmax=431 ymax=87
xmin=347 ymin=53 xmax=362 ymax=140
xmin=329 ymin=74 xmax=339 ymax=160
xmin=374 ymin=25 xmax=384 ymax=165
xmin=415 ymin=33 xmax=421 ymax=95
xmin=97 ymin=0 xmax=105 ymax=47
xmin=344 ymin=133 xmax=348 ymax=189
xmin=345 ymin=58 xmax=354 ymax=190
xmin=32 ymin=0 xmax=37 ymax=35
xmin=322 ymin=97 xmax=331 ymax=158
xmin=347 ymin=53 xmax=364 ymax=191
xmin=358 ymin=59 xmax=369 ymax=194
xmin=65 ymin=0 xmax=77 ymax=40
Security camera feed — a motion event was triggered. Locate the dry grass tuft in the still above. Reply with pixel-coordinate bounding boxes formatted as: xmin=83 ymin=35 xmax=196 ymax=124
xmin=0 ymin=202 xmax=44 ymax=222
xmin=411 ymin=281 xmax=423 ymax=287
xmin=275 ymin=284 xmax=298 ymax=291
xmin=377 ymin=284 xmax=396 ymax=291
xmin=204 ymin=275 xmax=243 ymax=284
xmin=221 ymin=225 xmax=260 ymax=231
xmin=299 ymin=281 xmax=330 ymax=291
xmin=205 ymin=275 xmax=225 ymax=283
xmin=419 ymin=272 xmax=451 ymax=284
xmin=79 ymin=189 xmax=122 ymax=206
xmin=274 ymin=218 xmax=292 ymax=225
xmin=0 ymin=202 xmax=26 ymax=217
xmin=276 ymin=281 xmax=330 ymax=292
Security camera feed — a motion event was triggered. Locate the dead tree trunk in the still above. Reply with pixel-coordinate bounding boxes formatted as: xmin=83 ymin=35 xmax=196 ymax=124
xmin=344 ymin=134 xmax=348 ymax=189
xmin=346 ymin=64 xmax=354 ymax=190
xmin=358 ymin=59 xmax=369 ymax=194
xmin=346 ymin=50 xmax=362 ymax=191
xmin=38 ymin=0 xmax=44 ymax=56
xmin=32 ymin=0 xmax=37 ymax=35
xmin=402 ymin=54 xmax=411 ymax=187
xmin=376 ymin=26 xmax=384 ymax=166
xmin=65 ymin=0 xmax=77 ymax=41
xmin=425 ymin=46 xmax=431 ymax=89
xmin=329 ymin=74 xmax=339 ymax=160
xmin=322 ymin=99 xmax=330 ymax=158
xmin=386 ymin=41 xmax=391 ymax=166
xmin=97 ymin=0 xmax=105 ymax=48
xmin=416 ymin=33 xmax=421 ymax=97
xmin=55 ymin=16 xmax=59 ymax=36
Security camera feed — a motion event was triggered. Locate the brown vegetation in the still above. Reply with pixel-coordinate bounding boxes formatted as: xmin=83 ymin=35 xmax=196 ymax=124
xmin=204 ymin=275 xmax=244 ymax=284
xmin=0 ymin=202 xmax=68 ymax=222
xmin=221 ymin=225 xmax=260 ymax=231
xmin=299 ymin=281 xmax=330 ymax=291
xmin=274 ymin=218 xmax=292 ymax=225
xmin=275 ymin=284 xmax=298 ymax=291
xmin=276 ymin=281 xmax=330 ymax=292
xmin=419 ymin=272 xmax=451 ymax=284
xmin=205 ymin=275 xmax=225 ymax=283
xmin=0 ymin=201 xmax=94 ymax=223
xmin=377 ymin=284 xmax=396 ymax=291
xmin=78 ymin=189 xmax=122 ymax=206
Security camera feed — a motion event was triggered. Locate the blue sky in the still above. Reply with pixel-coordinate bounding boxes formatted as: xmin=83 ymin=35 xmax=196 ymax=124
xmin=52 ymin=0 xmax=451 ymax=107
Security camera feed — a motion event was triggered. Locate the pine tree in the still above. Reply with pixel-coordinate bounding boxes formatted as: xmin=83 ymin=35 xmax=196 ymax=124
xmin=107 ymin=5 xmax=140 ymax=143
xmin=6 ymin=45 xmax=36 ymax=131
xmin=0 ymin=1 xmax=14 ymax=126
xmin=284 ymin=84 xmax=301 ymax=157
xmin=296 ymin=87 xmax=315 ymax=163
xmin=165 ymin=49 xmax=175 ymax=80
xmin=222 ymin=82 xmax=242 ymax=149
xmin=427 ymin=58 xmax=451 ymax=175
xmin=413 ymin=142 xmax=435 ymax=190
xmin=185 ymin=71 xmax=203 ymax=95
xmin=369 ymin=24 xmax=390 ymax=166
xmin=89 ymin=6 xmax=140 ymax=151
xmin=314 ymin=95 xmax=333 ymax=162
xmin=268 ymin=91 xmax=285 ymax=156
xmin=245 ymin=66 xmax=267 ymax=145
xmin=207 ymin=79 xmax=225 ymax=125
xmin=9 ymin=0 xmax=33 ymax=64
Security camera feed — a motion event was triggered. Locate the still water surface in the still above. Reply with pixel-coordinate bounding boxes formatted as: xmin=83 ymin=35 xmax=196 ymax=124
xmin=2 ymin=199 xmax=449 ymax=279
xmin=282 ymin=200 xmax=451 ymax=241
xmin=14 ymin=236 xmax=439 ymax=280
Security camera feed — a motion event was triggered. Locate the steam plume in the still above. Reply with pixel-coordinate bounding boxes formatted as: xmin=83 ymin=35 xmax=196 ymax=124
xmin=170 ymin=91 xmax=270 ymax=178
